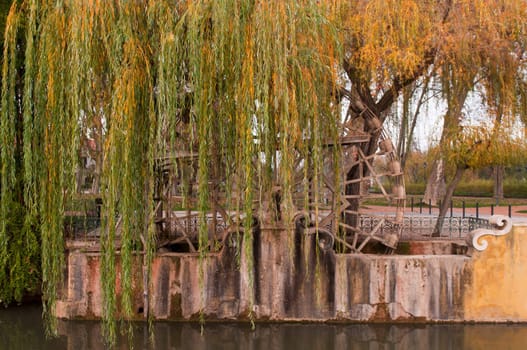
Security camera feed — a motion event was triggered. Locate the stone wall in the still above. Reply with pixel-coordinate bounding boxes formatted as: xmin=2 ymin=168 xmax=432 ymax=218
xmin=55 ymin=224 xmax=527 ymax=322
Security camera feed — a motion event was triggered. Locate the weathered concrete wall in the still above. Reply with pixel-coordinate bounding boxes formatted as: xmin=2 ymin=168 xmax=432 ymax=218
xmin=55 ymin=224 xmax=527 ymax=322
xmin=334 ymin=255 xmax=469 ymax=321
xmin=56 ymin=237 xmax=250 ymax=320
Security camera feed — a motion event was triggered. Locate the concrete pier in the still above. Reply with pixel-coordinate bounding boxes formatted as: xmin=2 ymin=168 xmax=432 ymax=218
xmin=55 ymin=224 xmax=527 ymax=323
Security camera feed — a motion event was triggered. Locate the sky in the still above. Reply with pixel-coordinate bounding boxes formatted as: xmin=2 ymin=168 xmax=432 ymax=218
xmin=384 ymin=86 xmax=525 ymax=152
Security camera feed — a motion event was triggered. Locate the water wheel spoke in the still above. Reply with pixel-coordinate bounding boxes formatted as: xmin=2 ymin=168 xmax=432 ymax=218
xmin=356 ymin=218 xmax=385 ymax=252
xmin=318 ymin=211 xmax=335 ymax=228
xmin=339 ymin=221 xmax=361 ymax=233
xmin=334 ymin=234 xmax=357 ymax=252
xmin=322 ymin=174 xmax=335 ymax=193
xmin=164 ymin=216 xmax=198 ymax=252
xmin=356 ymin=236 xmax=372 ymax=252
xmin=183 ymin=237 xmax=197 ymax=252
xmin=351 ymin=231 xmax=359 ymax=250
xmin=357 ymin=148 xmax=390 ymax=199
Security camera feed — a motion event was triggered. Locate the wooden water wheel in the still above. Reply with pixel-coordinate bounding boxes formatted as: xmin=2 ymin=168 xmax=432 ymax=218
xmin=290 ymin=112 xmax=405 ymax=253
xmin=153 ymin=111 xmax=405 ymax=254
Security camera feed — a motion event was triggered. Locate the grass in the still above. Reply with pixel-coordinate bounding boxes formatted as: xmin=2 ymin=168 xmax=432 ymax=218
xmin=364 ymin=195 xmax=527 ymax=208
xmin=406 ymin=196 xmax=527 ymax=208
xmin=406 ymin=179 xmax=527 ymax=199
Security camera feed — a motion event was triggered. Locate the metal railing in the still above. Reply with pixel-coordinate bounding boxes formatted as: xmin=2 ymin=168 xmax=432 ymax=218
xmin=359 ymin=215 xmax=490 ymax=240
xmin=65 ymin=211 xmax=493 ymax=242
xmin=408 ymin=197 xmax=513 ymax=219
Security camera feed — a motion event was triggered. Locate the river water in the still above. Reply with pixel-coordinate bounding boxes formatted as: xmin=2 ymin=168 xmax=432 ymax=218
xmin=2 ymin=303 xmax=527 ymax=349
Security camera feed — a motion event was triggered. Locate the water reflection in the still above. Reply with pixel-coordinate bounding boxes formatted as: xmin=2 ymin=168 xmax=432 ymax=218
xmin=2 ymin=304 xmax=527 ymax=349
xmin=0 ymin=303 xmax=66 ymax=350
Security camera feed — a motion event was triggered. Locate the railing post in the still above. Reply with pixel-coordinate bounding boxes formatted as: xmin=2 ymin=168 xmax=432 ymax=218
xmin=420 ymin=199 xmax=423 ymax=214
xmin=476 ymin=202 xmax=479 ymax=219
xmin=459 ymin=214 xmax=462 ymax=238
xmin=429 ymin=199 xmax=432 ymax=215
xmin=450 ymin=200 xmax=453 ymax=217
xmin=462 ymin=201 xmax=465 ymax=218
xmin=509 ymin=204 xmax=512 ymax=218
xmin=491 ymin=204 xmax=494 ymax=215
xmin=411 ymin=197 xmax=414 ymax=212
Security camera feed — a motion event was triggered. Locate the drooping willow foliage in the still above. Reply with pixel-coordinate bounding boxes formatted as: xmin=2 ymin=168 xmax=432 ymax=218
xmin=0 ymin=0 xmax=342 ymax=342
xmin=2 ymin=0 xmax=527 ymax=344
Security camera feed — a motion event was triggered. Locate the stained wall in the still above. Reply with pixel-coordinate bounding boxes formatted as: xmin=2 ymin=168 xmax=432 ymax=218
xmin=55 ymin=224 xmax=527 ymax=322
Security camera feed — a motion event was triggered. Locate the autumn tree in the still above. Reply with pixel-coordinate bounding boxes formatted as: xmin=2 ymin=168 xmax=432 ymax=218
xmin=1 ymin=0 xmax=527 ymax=343
xmin=343 ymin=1 xmax=526 ymax=229
xmin=419 ymin=3 xmax=527 ymax=205
xmin=333 ymin=1 xmax=527 ymax=231
xmin=433 ymin=124 xmax=527 ymax=235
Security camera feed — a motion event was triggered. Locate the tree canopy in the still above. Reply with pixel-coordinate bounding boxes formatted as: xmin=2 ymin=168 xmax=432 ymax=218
xmin=1 ymin=0 xmax=527 ymax=343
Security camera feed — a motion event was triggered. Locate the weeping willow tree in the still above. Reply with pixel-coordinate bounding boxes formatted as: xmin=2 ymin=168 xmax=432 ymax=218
xmin=431 ymin=122 xmax=527 ymax=236
xmin=2 ymin=0 xmax=527 ymax=344
xmin=419 ymin=1 xmax=527 ymax=206
xmin=337 ymin=0 xmax=527 ymax=199
xmin=0 ymin=1 xmax=42 ymax=308
xmin=0 ymin=0 xmax=342 ymax=342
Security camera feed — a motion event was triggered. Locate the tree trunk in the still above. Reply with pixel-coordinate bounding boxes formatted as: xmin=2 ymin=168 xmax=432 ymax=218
xmin=432 ymin=166 xmax=465 ymax=237
xmin=398 ymin=73 xmax=432 ymax=169
xmin=423 ymin=158 xmax=446 ymax=206
xmin=493 ymin=165 xmax=504 ymax=205
xmin=423 ymin=72 xmax=473 ymax=207
xmin=339 ymin=64 xmax=435 ymax=238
